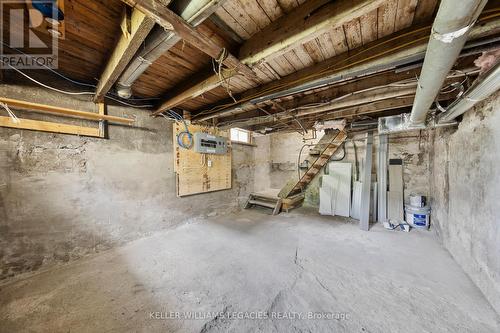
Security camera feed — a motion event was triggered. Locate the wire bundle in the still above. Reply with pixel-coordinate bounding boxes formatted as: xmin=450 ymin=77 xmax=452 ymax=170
xmin=162 ymin=110 xmax=193 ymax=149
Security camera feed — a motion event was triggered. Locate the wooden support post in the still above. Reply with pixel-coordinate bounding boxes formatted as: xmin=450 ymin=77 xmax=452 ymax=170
xmin=360 ymin=131 xmax=373 ymax=231
xmin=97 ymin=102 xmax=108 ymax=138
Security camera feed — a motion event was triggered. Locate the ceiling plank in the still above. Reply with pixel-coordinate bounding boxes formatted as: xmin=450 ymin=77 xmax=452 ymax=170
xmin=151 ymin=0 xmax=385 ymax=116
xmin=121 ymin=0 xmax=257 ymax=82
xmin=94 ymin=7 xmax=155 ymax=102
xmin=193 ymin=15 xmax=500 ymax=122
xmin=239 ymin=0 xmax=386 ymax=66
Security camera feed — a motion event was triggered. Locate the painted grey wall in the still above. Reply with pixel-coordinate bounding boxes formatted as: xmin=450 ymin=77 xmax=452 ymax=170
xmin=430 ymin=91 xmax=500 ymax=314
xmin=0 ymin=85 xmax=256 ymax=281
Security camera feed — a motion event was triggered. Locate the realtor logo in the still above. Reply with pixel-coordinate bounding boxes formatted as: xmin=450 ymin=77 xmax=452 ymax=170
xmin=0 ymin=0 xmax=64 ymax=69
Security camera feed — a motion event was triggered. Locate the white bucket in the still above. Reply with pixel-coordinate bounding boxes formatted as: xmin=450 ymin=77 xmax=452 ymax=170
xmin=409 ymin=194 xmax=426 ymax=208
xmin=405 ymin=204 xmax=431 ymax=229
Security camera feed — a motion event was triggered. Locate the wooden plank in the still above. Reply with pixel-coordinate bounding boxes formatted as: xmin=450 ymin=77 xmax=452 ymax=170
xmin=344 ymin=18 xmax=363 ymax=50
xmin=377 ymin=0 xmax=398 ymax=38
xmin=0 ymin=116 xmax=101 ymax=137
xmin=413 ymin=0 xmax=438 ymax=24
xmin=121 ymin=0 xmax=257 ymax=81
xmin=394 ymin=0 xmax=418 ymax=31
xmin=240 ymin=0 xmax=272 ymax=29
xmin=94 ymin=7 xmax=155 ymax=101
xmin=98 ymin=102 xmax=107 ymax=138
xmin=173 ymin=122 xmax=232 ymax=196
xmin=277 ymin=0 xmax=300 ymax=13
xmin=0 ymin=97 xmax=135 ymax=124
xmin=153 ymin=68 xmax=238 ymax=116
xmin=222 ymin=0 xmax=260 ymax=36
xmin=194 ymin=15 xmax=500 ymax=122
xmin=239 ymin=0 xmax=386 ymax=66
xmin=257 ymin=0 xmax=284 ymax=20
xmin=213 ymin=7 xmax=252 ymax=40
xmin=285 ymin=131 xmax=347 ymax=198
xmin=329 ymin=26 xmax=349 ymax=55
xmin=360 ymin=9 xmax=378 ymax=45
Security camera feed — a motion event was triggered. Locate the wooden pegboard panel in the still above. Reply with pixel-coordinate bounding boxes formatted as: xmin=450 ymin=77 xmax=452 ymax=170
xmin=173 ymin=123 xmax=231 ymax=197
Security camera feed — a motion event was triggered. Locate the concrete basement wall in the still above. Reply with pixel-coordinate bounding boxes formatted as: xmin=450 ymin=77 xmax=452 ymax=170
xmin=429 ymin=91 xmax=500 ymax=314
xmin=254 ymin=129 xmax=431 ymax=208
xmin=0 ymin=85 xmax=256 ymax=281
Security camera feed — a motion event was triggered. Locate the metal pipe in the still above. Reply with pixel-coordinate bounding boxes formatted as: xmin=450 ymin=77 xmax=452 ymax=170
xmin=116 ymin=0 xmax=225 ymax=98
xmin=408 ymin=0 xmax=488 ymax=127
xmin=438 ymin=62 xmax=500 ymax=123
xmin=194 ymin=18 xmax=500 ymax=122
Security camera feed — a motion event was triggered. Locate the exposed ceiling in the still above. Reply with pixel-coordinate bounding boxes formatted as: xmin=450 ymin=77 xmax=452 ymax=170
xmin=2 ymin=0 xmax=500 ymax=133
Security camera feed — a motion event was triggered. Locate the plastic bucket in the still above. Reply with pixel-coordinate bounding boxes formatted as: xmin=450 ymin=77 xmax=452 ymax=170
xmin=409 ymin=194 xmax=426 ymax=208
xmin=405 ymin=204 xmax=431 ymax=229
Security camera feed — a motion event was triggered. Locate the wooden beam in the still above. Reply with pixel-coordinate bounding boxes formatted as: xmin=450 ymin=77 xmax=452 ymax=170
xmin=0 ymin=97 xmax=135 ymax=125
xmin=221 ymin=87 xmax=418 ymax=128
xmin=94 ymin=7 xmax=155 ymax=102
xmin=152 ymin=0 xmax=385 ymax=115
xmin=225 ymin=88 xmax=460 ymax=130
xmin=239 ymin=0 xmax=386 ymax=66
xmin=121 ymin=0 xmax=257 ymax=81
xmin=0 ymin=116 xmax=101 ymax=137
xmin=213 ymin=68 xmax=424 ymax=120
xmin=152 ymin=68 xmax=237 ymax=116
xmin=194 ymin=15 xmax=500 ymax=122
xmin=98 ymin=102 xmax=108 ymax=138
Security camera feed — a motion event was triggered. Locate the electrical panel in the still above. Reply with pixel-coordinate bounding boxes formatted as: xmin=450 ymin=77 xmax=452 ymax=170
xmin=193 ymin=132 xmax=228 ymax=154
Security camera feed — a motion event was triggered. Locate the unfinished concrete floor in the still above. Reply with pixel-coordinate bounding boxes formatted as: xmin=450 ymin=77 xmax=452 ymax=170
xmin=1 ymin=208 xmax=498 ymax=332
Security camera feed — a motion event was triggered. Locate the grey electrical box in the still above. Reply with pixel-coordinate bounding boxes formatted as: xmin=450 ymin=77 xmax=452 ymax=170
xmin=193 ymin=132 xmax=228 ymax=154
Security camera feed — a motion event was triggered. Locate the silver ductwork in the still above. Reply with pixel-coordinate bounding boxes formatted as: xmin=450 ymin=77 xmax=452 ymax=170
xmin=408 ymin=0 xmax=488 ymax=127
xmin=438 ymin=61 xmax=500 ymax=123
xmin=116 ymin=0 xmax=225 ymax=98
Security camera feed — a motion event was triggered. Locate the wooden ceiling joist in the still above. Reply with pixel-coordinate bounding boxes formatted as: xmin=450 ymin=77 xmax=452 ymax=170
xmin=121 ymin=0 xmax=257 ymax=81
xmin=194 ymin=15 xmax=500 ymax=122
xmin=94 ymin=7 xmax=156 ymax=102
xmin=151 ymin=0 xmax=386 ymax=116
xmin=238 ymin=0 xmax=386 ymax=66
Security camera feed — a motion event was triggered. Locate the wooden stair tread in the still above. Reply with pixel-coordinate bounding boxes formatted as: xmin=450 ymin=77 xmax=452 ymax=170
xmin=248 ymin=199 xmax=277 ymax=209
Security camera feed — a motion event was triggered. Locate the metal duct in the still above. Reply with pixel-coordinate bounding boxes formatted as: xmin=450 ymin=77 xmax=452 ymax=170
xmin=438 ymin=62 xmax=500 ymax=123
xmin=408 ymin=0 xmax=488 ymax=127
xmin=116 ymin=0 xmax=224 ymax=98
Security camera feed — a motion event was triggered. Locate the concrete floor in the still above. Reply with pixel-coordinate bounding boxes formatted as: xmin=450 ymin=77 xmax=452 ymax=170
xmin=1 ymin=208 xmax=499 ymax=332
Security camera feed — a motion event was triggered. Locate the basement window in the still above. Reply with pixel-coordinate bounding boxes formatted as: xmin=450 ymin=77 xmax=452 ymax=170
xmin=231 ymin=128 xmax=252 ymax=144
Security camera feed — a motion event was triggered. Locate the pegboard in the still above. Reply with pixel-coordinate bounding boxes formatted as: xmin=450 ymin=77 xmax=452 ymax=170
xmin=173 ymin=122 xmax=232 ymax=197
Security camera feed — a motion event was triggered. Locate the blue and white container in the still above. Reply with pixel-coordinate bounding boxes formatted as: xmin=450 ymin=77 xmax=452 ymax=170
xmin=405 ymin=204 xmax=431 ymax=229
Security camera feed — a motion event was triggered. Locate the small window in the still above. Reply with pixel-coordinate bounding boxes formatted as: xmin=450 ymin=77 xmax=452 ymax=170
xmin=231 ymin=128 xmax=252 ymax=144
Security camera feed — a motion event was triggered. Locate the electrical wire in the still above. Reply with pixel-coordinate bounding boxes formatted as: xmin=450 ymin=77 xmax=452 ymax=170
xmin=1 ymin=42 xmax=159 ymax=105
xmin=1 ymin=59 xmax=155 ymax=108
xmin=197 ymin=9 xmax=500 ymax=117
xmin=161 ymin=111 xmax=193 ymax=149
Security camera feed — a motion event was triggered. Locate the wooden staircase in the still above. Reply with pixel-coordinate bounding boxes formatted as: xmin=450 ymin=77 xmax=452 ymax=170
xmin=244 ymin=130 xmax=347 ymax=214
xmin=278 ymin=130 xmax=347 ymax=199
xmin=244 ymin=190 xmax=283 ymax=215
